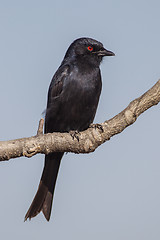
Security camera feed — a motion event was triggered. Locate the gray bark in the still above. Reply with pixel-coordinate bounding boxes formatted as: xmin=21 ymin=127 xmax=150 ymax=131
xmin=0 ymin=79 xmax=160 ymax=161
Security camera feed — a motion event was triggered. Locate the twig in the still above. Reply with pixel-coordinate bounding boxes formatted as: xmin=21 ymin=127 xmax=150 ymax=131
xmin=37 ymin=118 xmax=44 ymax=135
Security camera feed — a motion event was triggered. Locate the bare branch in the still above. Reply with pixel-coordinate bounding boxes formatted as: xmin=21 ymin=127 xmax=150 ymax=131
xmin=0 ymin=79 xmax=160 ymax=161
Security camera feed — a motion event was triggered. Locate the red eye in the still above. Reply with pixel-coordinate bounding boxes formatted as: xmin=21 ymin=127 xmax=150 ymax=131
xmin=87 ymin=46 xmax=93 ymax=51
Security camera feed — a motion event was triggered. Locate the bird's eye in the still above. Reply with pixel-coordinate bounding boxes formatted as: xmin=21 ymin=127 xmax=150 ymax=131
xmin=87 ymin=46 xmax=93 ymax=52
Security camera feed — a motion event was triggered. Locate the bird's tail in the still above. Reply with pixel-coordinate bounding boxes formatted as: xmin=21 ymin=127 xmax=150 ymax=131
xmin=24 ymin=152 xmax=64 ymax=221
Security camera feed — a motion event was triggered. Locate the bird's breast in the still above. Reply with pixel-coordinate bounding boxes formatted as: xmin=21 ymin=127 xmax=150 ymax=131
xmin=58 ymin=69 xmax=101 ymax=131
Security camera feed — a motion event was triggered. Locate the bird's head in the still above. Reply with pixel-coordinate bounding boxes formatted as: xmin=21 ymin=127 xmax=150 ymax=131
xmin=64 ymin=37 xmax=115 ymax=67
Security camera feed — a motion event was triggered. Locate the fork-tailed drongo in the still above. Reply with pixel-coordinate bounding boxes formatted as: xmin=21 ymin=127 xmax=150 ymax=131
xmin=25 ymin=37 xmax=114 ymax=221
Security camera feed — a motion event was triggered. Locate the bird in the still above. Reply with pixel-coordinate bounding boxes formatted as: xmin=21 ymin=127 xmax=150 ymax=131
xmin=25 ymin=37 xmax=114 ymax=221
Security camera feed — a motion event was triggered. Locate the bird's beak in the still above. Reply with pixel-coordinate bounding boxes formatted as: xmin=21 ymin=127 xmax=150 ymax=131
xmin=98 ymin=48 xmax=115 ymax=57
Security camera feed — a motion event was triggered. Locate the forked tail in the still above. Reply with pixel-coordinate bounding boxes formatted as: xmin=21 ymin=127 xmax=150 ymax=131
xmin=25 ymin=152 xmax=64 ymax=221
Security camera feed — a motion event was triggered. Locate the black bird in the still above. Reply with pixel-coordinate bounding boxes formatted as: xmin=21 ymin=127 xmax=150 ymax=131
xmin=25 ymin=37 xmax=114 ymax=221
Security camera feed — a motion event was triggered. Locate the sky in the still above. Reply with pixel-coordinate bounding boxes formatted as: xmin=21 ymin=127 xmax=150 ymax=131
xmin=0 ymin=0 xmax=160 ymax=239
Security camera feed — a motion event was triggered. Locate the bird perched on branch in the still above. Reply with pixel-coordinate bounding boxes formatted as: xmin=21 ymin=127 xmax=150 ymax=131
xmin=25 ymin=37 xmax=115 ymax=221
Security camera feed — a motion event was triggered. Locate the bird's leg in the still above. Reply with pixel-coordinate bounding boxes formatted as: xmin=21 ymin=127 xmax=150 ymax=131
xmin=89 ymin=123 xmax=104 ymax=132
xmin=69 ymin=130 xmax=80 ymax=142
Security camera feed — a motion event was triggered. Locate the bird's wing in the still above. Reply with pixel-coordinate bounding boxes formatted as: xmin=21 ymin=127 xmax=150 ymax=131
xmin=45 ymin=64 xmax=70 ymax=133
xmin=48 ymin=64 xmax=70 ymax=102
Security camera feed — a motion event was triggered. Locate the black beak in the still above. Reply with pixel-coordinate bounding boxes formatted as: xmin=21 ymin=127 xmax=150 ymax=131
xmin=98 ymin=48 xmax=115 ymax=57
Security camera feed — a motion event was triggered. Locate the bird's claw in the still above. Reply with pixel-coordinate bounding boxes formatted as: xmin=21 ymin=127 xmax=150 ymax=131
xmin=89 ymin=123 xmax=104 ymax=132
xmin=69 ymin=130 xmax=80 ymax=142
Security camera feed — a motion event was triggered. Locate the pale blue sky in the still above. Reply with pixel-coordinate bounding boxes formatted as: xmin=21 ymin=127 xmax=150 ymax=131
xmin=0 ymin=1 xmax=160 ymax=239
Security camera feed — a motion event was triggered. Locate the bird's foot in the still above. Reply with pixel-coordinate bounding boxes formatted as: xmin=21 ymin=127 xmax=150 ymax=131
xmin=89 ymin=123 xmax=104 ymax=132
xmin=69 ymin=130 xmax=80 ymax=142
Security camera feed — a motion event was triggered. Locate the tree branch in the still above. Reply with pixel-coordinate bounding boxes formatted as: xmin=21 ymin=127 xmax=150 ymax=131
xmin=0 ymin=79 xmax=160 ymax=161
